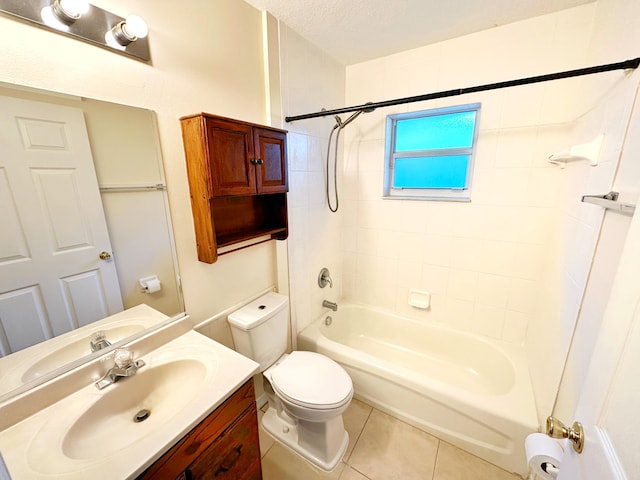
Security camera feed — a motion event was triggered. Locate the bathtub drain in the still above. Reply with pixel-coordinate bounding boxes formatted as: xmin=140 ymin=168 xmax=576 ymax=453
xmin=325 ymin=316 xmax=332 ymax=326
xmin=134 ymin=409 xmax=151 ymax=423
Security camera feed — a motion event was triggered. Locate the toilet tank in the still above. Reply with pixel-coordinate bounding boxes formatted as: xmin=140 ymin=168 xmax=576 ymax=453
xmin=228 ymin=292 xmax=289 ymax=371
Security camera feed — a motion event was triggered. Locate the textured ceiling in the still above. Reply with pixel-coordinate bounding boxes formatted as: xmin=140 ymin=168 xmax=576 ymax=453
xmin=243 ymin=0 xmax=595 ymax=65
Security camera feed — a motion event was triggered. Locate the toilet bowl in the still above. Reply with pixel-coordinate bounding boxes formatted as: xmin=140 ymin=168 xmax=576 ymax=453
xmin=262 ymin=351 xmax=353 ymax=469
xmin=227 ymin=293 xmax=353 ymax=470
xmin=268 ymin=351 xmax=353 ymax=421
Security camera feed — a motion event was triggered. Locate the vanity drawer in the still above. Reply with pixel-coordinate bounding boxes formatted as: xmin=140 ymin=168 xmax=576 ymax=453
xmin=137 ymin=380 xmax=260 ymax=480
xmin=187 ymin=404 xmax=261 ymax=479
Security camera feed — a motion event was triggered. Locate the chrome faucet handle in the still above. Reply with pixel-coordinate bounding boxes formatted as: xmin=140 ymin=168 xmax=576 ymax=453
xmin=114 ymin=348 xmax=134 ymax=368
xmin=89 ymin=330 xmax=111 ymax=352
xmin=318 ymin=267 xmax=333 ymax=288
xmin=95 ymin=348 xmax=145 ymax=389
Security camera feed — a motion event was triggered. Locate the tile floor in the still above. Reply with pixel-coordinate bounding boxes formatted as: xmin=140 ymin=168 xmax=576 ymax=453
xmin=258 ymin=398 xmax=524 ymax=480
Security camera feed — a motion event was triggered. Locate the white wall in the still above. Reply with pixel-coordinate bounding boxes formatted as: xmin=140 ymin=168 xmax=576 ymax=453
xmin=343 ymin=5 xmax=595 ymax=344
xmin=0 ymin=0 xmax=277 ymax=348
xmin=342 ymin=1 xmax=640 ymax=426
xmin=278 ymin=25 xmax=346 ymax=337
xmin=552 ymin=0 xmax=640 ymax=422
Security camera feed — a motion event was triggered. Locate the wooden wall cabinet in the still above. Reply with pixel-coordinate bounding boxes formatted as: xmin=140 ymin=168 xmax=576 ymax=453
xmin=181 ymin=113 xmax=288 ymax=263
xmin=137 ymin=380 xmax=262 ymax=480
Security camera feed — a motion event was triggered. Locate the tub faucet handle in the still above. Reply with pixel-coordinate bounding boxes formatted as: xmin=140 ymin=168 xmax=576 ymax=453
xmin=318 ymin=268 xmax=333 ymax=288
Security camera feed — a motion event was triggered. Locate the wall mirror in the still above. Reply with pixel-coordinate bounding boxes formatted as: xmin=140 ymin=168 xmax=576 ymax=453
xmin=0 ymin=81 xmax=184 ymax=399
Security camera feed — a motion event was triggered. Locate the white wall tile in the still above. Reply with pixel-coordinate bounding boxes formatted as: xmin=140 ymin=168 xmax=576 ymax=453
xmin=472 ymin=303 xmax=506 ymax=339
xmin=337 ymin=5 xmax=606 ymax=362
xmin=448 ymin=269 xmax=478 ymax=302
xmin=502 ymin=310 xmax=529 ymax=345
xmin=477 ymin=274 xmax=511 ymax=308
xmin=421 ymin=264 xmax=450 ymax=296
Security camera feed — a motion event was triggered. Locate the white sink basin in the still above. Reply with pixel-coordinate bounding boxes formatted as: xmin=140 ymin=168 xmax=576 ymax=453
xmin=62 ymin=359 xmax=206 ymax=460
xmin=0 ymin=329 xmax=260 ymax=480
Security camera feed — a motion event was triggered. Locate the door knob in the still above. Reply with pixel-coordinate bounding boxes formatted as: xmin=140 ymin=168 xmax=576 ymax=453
xmin=546 ymin=416 xmax=584 ymax=453
xmin=99 ymin=251 xmax=112 ymax=260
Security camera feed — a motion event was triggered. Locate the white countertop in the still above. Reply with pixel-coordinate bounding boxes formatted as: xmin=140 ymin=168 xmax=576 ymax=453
xmin=0 ymin=329 xmax=259 ymax=479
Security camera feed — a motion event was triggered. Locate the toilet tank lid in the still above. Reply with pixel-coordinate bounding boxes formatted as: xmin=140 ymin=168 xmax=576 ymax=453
xmin=228 ymin=292 xmax=289 ymax=330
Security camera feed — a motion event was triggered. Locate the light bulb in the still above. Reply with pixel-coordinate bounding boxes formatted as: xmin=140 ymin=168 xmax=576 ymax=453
xmin=40 ymin=6 xmax=70 ymax=31
xmin=106 ymin=14 xmax=148 ymax=48
xmin=104 ymin=30 xmax=126 ymax=50
xmin=59 ymin=0 xmax=90 ymax=17
xmin=123 ymin=15 xmax=148 ymax=39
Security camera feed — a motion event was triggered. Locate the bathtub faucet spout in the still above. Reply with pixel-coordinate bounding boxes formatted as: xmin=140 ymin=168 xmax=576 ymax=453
xmin=322 ymin=300 xmax=338 ymax=311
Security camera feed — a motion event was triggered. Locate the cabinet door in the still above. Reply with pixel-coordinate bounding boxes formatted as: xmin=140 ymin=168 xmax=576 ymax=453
xmin=206 ymin=118 xmax=256 ymax=196
xmin=187 ymin=405 xmax=262 ymax=480
xmin=253 ymin=128 xmax=288 ymax=194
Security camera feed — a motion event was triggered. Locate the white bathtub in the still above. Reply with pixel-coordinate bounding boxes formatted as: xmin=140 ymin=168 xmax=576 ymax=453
xmin=298 ymin=304 xmax=538 ymax=475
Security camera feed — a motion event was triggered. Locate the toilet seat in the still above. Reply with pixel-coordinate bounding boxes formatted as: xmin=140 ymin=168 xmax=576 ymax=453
xmin=270 ymin=351 xmax=353 ymax=410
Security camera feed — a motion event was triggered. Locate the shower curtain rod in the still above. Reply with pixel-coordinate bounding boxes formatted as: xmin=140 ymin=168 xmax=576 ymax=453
xmin=284 ymin=57 xmax=640 ymax=123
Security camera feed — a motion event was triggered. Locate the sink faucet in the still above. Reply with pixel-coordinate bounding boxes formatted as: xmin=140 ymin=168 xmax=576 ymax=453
xmin=90 ymin=330 xmax=111 ymax=352
xmin=95 ymin=348 xmax=145 ymax=390
xmin=322 ymin=300 xmax=338 ymax=311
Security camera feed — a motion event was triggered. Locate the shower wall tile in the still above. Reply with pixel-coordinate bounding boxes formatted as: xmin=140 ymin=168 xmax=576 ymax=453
xmin=420 ymin=264 xmax=450 ymax=297
xmin=502 ymin=310 xmax=530 ymax=345
xmin=472 ymin=303 xmax=506 ymax=339
xmin=342 ymin=4 xmax=596 ymax=346
xmin=280 ymin=24 xmax=347 ymax=336
xmin=287 ymin=133 xmax=308 ymax=172
xmin=477 ymin=274 xmax=510 ymax=308
xmin=397 ymin=260 xmax=422 ymax=288
xmin=448 ymin=269 xmax=478 ymax=302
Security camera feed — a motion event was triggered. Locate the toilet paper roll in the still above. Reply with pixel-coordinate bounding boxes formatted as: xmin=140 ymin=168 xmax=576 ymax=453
xmin=525 ymin=433 xmax=564 ymax=480
xmin=139 ymin=276 xmax=162 ymax=294
xmin=144 ymin=278 xmax=161 ymax=293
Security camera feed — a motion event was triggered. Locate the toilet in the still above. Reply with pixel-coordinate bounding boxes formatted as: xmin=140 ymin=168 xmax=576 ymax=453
xmin=228 ymin=292 xmax=353 ymax=471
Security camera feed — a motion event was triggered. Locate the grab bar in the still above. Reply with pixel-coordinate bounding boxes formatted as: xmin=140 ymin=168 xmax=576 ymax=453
xmin=581 ymin=191 xmax=636 ymax=216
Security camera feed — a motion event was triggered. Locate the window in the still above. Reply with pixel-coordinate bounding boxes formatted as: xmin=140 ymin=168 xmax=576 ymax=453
xmin=384 ymin=103 xmax=480 ymax=201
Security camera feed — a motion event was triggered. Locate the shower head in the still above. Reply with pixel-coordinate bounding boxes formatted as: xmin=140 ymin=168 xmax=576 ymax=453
xmin=339 ymin=110 xmax=363 ymax=128
xmin=334 ymin=102 xmax=376 ymax=129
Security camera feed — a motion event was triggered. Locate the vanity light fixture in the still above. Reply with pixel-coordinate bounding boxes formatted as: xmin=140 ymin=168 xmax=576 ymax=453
xmin=105 ymin=15 xmax=148 ymax=49
xmin=41 ymin=0 xmax=90 ymax=30
xmin=0 ymin=0 xmax=151 ymax=62
xmin=51 ymin=0 xmax=89 ymax=24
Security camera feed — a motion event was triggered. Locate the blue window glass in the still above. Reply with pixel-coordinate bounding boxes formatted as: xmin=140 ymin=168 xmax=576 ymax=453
xmin=393 ymin=155 xmax=469 ymax=189
xmin=384 ymin=103 xmax=480 ymax=200
xmin=395 ymin=111 xmax=476 ymax=152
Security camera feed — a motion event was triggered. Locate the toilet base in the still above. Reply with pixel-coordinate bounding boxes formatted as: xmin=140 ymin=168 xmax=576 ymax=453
xmin=261 ymin=407 xmax=349 ymax=471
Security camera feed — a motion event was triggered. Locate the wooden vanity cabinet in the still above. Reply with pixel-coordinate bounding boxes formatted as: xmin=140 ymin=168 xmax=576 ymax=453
xmin=181 ymin=113 xmax=288 ymax=263
xmin=137 ymin=380 xmax=262 ymax=480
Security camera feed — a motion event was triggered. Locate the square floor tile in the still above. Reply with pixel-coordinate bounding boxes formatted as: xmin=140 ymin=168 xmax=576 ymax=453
xmin=433 ymin=442 xmax=522 ymax=480
xmin=339 ymin=466 xmax=371 ymax=480
xmin=343 ymin=398 xmax=373 ymax=461
xmin=349 ymin=409 xmax=439 ymax=480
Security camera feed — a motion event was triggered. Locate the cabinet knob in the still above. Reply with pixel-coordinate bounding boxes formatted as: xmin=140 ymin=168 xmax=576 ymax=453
xmin=256 ymin=158 xmax=264 ymax=165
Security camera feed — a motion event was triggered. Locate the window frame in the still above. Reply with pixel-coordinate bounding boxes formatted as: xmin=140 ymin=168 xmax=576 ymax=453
xmin=383 ymin=102 xmax=481 ymax=201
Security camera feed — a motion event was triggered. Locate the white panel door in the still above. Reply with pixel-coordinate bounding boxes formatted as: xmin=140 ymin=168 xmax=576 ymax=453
xmin=0 ymin=96 xmax=123 ymax=355
xmin=557 ymin=203 xmax=640 ymax=480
